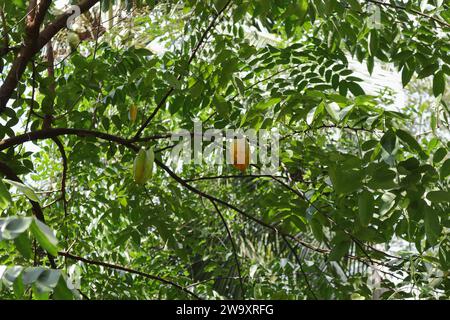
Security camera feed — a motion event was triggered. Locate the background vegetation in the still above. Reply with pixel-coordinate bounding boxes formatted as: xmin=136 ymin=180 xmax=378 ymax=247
xmin=0 ymin=0 xmax=449 ymax=299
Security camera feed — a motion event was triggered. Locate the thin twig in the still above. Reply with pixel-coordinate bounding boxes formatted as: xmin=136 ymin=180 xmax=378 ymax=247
xmin=59 ymin=251 xmax=201 ymax=299
xmin=51 ymin=137 xmax=68 ymax=218
xmin=210 ymin=200 xmax=246 ymax=299
xmin=282 ymin=235 xmax=318 ymax=299
xmin=185 ymin=174 xmax=288 ymax=182
xmin=367 ymin=0 xmax=450 ymax=29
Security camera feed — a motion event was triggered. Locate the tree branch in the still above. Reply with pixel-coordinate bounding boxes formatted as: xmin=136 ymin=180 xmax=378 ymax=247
xmin=58 ymin=251 xmax=201 ymax=299
xmin=282 ymin=235 xmax=318 ymax=299
xmin=210 ymin=200 xmax=245 ymax=299
xmin=367 ymin=0 xmax=450 ymax=29
xmin=0 ymin=8 xmax=9 ymax=57
xmin=0 ymin=128 xmax=136 ymax=151
xmin=0 ymin=0 xmax=101 ymax=113
xmin=185 ymin=174 xmax=288 ymax=183
xmin=154 ymin=158 xmax=327 ymax=255
xmin=0 ymin=128 xmax=174 ymax=152
xmin=280 ymin=124 xmax=379 ymax=142
xmin=268 ymin=175 xmax=403 ymax=262
xmin=0 ymin=127 xmax=391 ymax=266
xmin=51 ymin=137 xmax=68 ymax=218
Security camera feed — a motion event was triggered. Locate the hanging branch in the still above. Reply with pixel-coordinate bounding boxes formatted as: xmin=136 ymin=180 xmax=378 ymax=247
xmin=155 ymin=158 xmax=332 ymax=255
xmin=366 ymin=0 xmax=450 ymax=29
xmin=51 ymin=137 xmax=68 ymax=218
xmin=210 ymin=199 xmax=246 ymax=299
xmin=0 ymin=0 xmax=52 ymax=111
xmin=58 ymin=251 xmax=201 ymax=300
xmin=0 ymin=128 xmax=137 ymax=151
xmin=24 ymin=60 xmax=37 ymax=133
xmin=0 ymin=8 xmax=9 ymax=57
xmin=0 ymin=0 xmax=101 ymax=113
xmin=282 ymin=235 xmax=318 ymax=300
xmin=268 ymin=174 xmax=403 ymax=262
xmin=185 ymin=174 xmax=288 ymax=182
xmin=42 ymin=40 xmax=69 ymax=220
xmin=0 ymin=127 xmax=397 ymax=267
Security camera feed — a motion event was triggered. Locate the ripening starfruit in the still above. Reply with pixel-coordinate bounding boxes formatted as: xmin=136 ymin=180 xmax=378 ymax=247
xmin=133 ymin=148 xmax=155 ymax=184
xmin=129 ymin=105 xmax=138 ymax=123
xmin=231 ymin=138 xmax=250 ymax=172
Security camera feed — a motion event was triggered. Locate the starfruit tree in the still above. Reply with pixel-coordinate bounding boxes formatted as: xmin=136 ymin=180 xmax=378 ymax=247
xmin=0 ymin=0 xmax=449 ymax=300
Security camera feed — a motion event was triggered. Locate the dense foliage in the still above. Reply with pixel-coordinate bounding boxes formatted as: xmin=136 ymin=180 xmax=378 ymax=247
xmin=0 ymin=0 xmax=449 ymax=300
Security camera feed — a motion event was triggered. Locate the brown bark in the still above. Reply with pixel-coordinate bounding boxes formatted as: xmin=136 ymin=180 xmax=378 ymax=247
xmin=0 ymin=8 xmax=9 ymax=57
xmin=42 ymin=41 xmax=55 ymax=129
xmin=0 ymin=0 xmax=101 ymax=113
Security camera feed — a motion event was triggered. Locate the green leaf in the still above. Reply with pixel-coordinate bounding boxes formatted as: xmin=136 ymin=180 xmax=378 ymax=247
xmin=2 ymin=179 xmax=40 ymax=203
xmin=169 ymin=95 xmax=184 ymax=115
xmin=13 ymin=273 xmax=25 ymax=298
xmin=379 ymin=193 xmax=397 ymax=216
xmin=310 ymin=218 xmax=324 ymax=242
xmin=426 ymin=191 xmax=450 ymax=203
xmin=431 ymin=112 xmax=437 ymax=132
xmin=433 ymin=148 xmax=447 ymax=163
xmin=368 ymin=30 xmax=379 ymax=56
xmin=329 ymin=166 xmax=362 ymax=195
xmin=295 ymin=0 xmax=309 ymax=25
xmin=325 ymin=102 xmax=340 ymax=122
xmin=165 ymin=73 xmax=181 ymax=90
xmin=351 ymin=293 xmax=366 ymax=300
xmin=53 ymin=275 xmax=74 ymax=300
xmin=424 ymin=208 xmax=441 ymax=245
xmin=254 ymin=98 xmax=281 ymax=111
xmin=214 ymin=95 xmax=231 ymax=118
xmin=190 ymin=81 xmax=204 ymax=99
xmin=402 ymin=65 xmax=414 ymax=87
xmin=417 ymin=64 xmax=439 ymax=79
xmin=358 ymin=190 xmax=374 ymax=227
xmin=0 ymin=180 xmax=12 ymax=210
xmin=367 ymin=56 xmax=374 ymax=75
xmin=30 ymin=218 xmax=59 ymax=257
xmin=380 ymin=130 xmax=397 ymax=154
xmin=14 ymin=232 xmax=33 ymax=260
xmin=32 ymin=284 xmax=50 ymax=300
xmin=369 ymin=166 xmax=397 ymax=190
xmin=0 ymin=217 xmax=33 ymax=240
xmin=396 ymin=129 xmax=425 ymax=157
xmin=347 ymin=82 xmax=365 ymax=96
xmin=347 ymin=0 xmax=362 ymax=11
xmin=214 ymin=0 xmax=229 ymax=12
xmin=433 ymin=70 xmax=445 ymax=97
xmin=101 ymin=0 xmax=111 ymax=12
xmin=329 ymin=240 xmax=350 ymax=261
xmin=441 ymin=159 xmax=450 ymax=179
xmin=22 ymin=267 xmax=45 ymax=285
xmin=232 ymin=76 xmax=245 ymax=96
